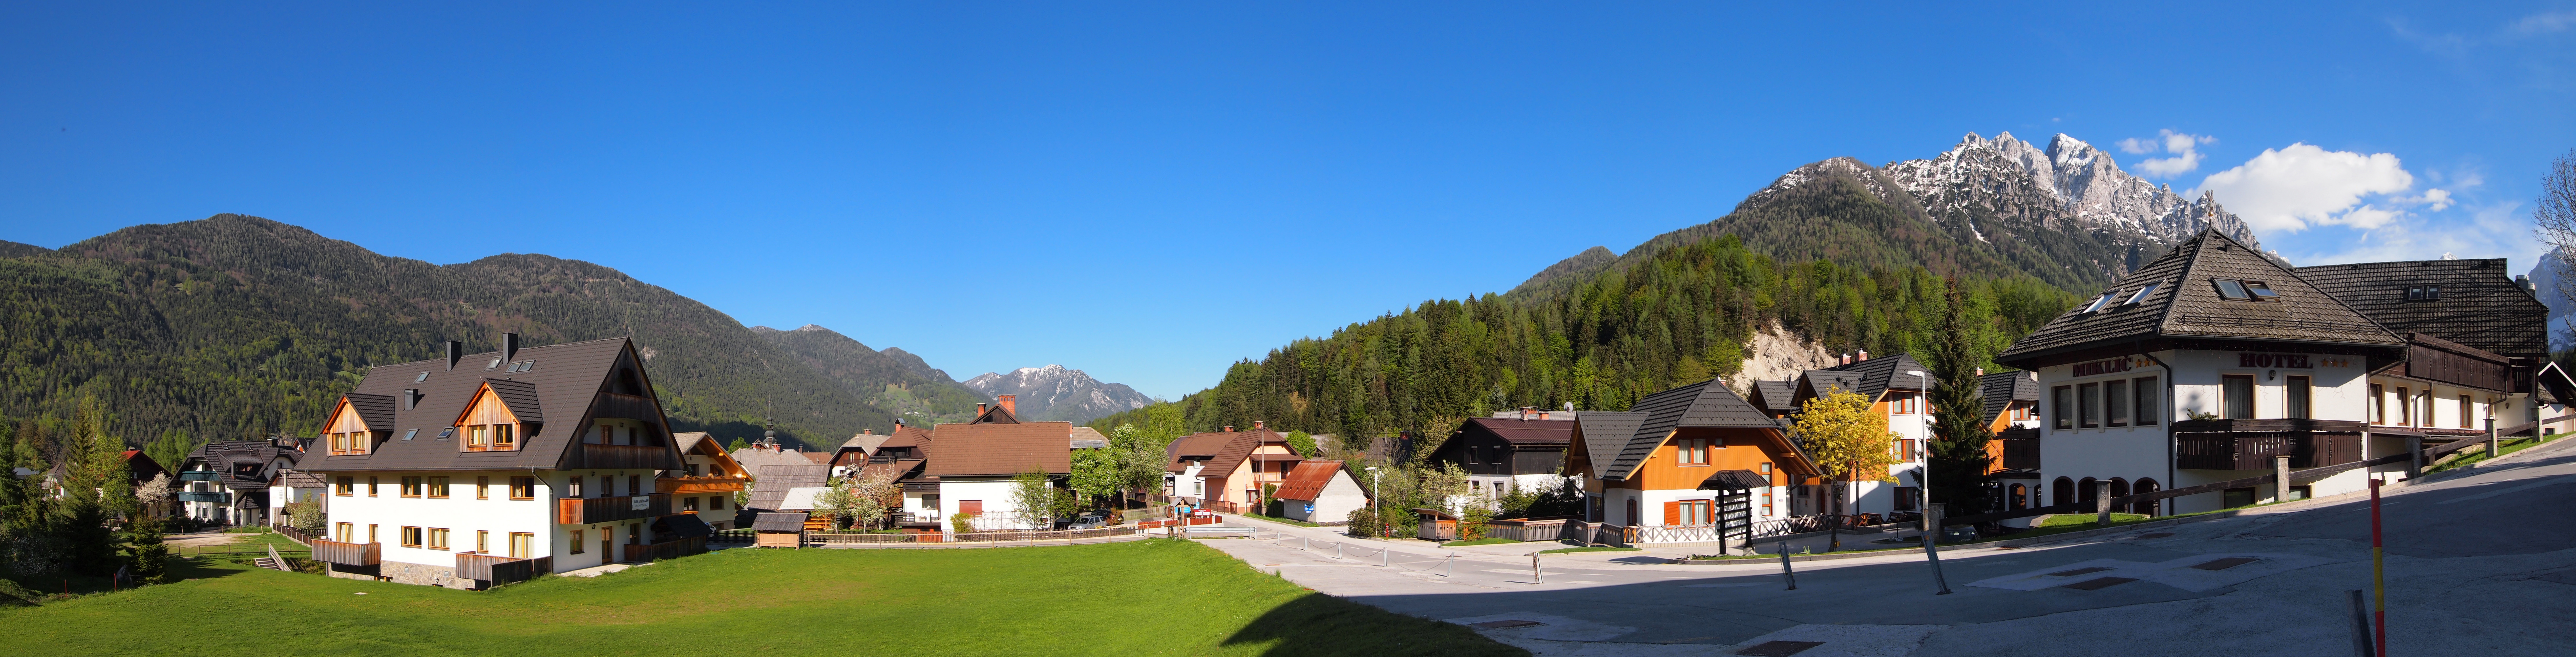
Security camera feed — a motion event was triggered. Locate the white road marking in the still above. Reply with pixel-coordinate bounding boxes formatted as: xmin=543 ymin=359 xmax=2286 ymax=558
xmin=2437 ymin=475 xmax=2576 ymax=504
xmin=1682 ymin=583 xmax=1763 ymax=588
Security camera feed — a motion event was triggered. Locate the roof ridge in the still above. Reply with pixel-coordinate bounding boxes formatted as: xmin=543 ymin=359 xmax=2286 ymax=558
xmin=2151 ymin=231 xmax=2211 ymax=335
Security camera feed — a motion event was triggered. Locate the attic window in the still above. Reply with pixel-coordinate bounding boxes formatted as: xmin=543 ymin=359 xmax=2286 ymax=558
xmin=414 ymin=372 xmax=430 ymax=383
xmin=2214 ymin=279 xmax=2250 ymax=300
xmin=486 ymin=358 xmax=504 ymax=370
xmin=2244 ymin=281 xmax=2278 ymax=301
xmin=2407 ymin=286 xmax=2442 ymax=301
xmin=403 ymin=429 xmax=419 ymax=441
xmin=2082 ymin=292 xmax=2119 ymax=313
xmin=2124 ymin=282 xmax=2159 ymax=305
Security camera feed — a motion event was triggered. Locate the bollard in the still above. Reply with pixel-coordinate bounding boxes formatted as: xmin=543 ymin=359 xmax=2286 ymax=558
xmin=2488 ymin=417 xmax=2501 ymax=459
xmin=1381 ymin=546 xmax=1388 ymax=567
xmin=1337 ymin=542 xmax=1343 ymax=559
xmin=2275 ymin=455 xmax=2294 ymax=504
xmin=2095 ymin=486 xmax=2112 ymax=526
xmin=1446 ymin=554 xmax=1453 ymax=577
xmin=1778 ymin=541 xmax=1796 ymax=590
xmin=1533 ymin=552 xmax=1543 ymax=584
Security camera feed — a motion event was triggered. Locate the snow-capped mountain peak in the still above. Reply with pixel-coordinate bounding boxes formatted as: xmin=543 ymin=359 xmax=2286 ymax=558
xmin=962 ymin=364 xmax=1153 ymax=424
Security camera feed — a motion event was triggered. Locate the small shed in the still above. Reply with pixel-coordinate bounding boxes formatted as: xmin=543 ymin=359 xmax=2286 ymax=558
xmin=1272 ymin=460 xmax=1369 ymax=525
xmin=751 ymin=512 xmax=809 ymax=548
xmin=1412 ymin=508 xmax=1458 ymax=541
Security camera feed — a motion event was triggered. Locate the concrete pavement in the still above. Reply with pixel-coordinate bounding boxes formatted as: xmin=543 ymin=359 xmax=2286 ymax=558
xmin=1196 ymin=436 xmax=2576 ymax=656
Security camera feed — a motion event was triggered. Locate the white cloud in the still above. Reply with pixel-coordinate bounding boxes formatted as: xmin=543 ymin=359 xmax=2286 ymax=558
xmin=2287 ymin=201 xmax=2536 ymax=269
xmin=2116 ymin=129 xmax=2214 ymax=178
xmin=2194 ymin=143 xmax=2420 ymax=232
xmin=2511 ymin=9 xmax=2576 ymax=35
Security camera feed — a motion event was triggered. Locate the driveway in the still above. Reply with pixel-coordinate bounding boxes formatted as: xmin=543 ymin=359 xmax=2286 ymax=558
xmin=1199 ymin=439 xmax=2576 ymax=656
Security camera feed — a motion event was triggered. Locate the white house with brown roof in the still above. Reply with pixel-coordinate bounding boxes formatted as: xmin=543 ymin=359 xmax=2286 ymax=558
xmin=1162 ymin=421 xmax=1302 ymax=512
xmin=302 ymin=334 xmax=694 ymax=589
xmin=927 ymin=398 xmax=1073 ymax=531
xmin=1273 ymin=460 xmax=1368 ymax=524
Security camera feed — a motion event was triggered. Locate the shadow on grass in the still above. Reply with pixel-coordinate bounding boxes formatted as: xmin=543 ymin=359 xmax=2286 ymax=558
xmin=1222 ymin=591 xmax=1528 ymax=656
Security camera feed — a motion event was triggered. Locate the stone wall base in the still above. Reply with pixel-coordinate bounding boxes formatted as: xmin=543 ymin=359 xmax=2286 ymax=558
xmin=381 ymin=560 xmax=474 ymax=590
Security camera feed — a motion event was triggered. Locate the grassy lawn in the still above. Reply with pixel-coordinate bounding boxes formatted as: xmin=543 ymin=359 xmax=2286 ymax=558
xmin=1439 ymin=538 xmax=1518 ymax=547
xmin=0 ymin=540 xmax=1522 ymax=656
xmin=2426 ymin=432 xmax=2567 ymax=475
xmin=1537 ymin=546 xmax=1638 ymax=554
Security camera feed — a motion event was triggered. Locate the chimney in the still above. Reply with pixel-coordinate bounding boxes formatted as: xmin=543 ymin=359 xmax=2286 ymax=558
xmin=1223 ymin=426 xmax=1236 ymax=432
xmin=977 ymin=403 xmax=989 ymax=418
xmin=2519 ymin=274 xmax=2536 ymax=294
xmin=1975 ymin=367 xmax=1985 ymax=377
xmin=1857 ymin=349 xmax=1869 ymax=362
xmin=997 ymin=394 xmax=1016 ymax=416
xmin=1841 ymin=352 xmax=1854 ymax=366
xmin=445 ymin=340 xmax=463 ymax=370
xmin=503 ymin=332 xmax=521 ymax=362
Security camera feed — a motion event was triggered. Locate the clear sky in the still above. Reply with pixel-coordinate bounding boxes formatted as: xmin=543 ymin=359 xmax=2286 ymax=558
xmin=4 ymin=3 xmax=2572 ymax=399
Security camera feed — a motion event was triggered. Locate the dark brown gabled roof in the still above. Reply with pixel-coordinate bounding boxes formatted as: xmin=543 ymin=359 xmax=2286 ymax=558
xmin=343 ymin=393 xmax=397 ymax=434
xmin=480 ymin=378 xmax=544 ymax=424
xmin=1812 ymin=353 xmax=1933 ymax=402
xmin=750 ymin=512 xmax=809 ymax=532
xmin=320 ymin=337 xmax=682 ymax=472
xmin=1604 ymin=379 xmax=1779 ymax=481
xmin=1750 ymin=380 xmax=1797 ymax=416
xmin=1999 ymin=230 xmax=2404 ymax=368
xmin=184 ymin=440 xmax=298 ymax=491
xmin=1162 ymin=428 xmax=1284 ymax=476
xmin=2293 ymin=258 xmax=2548 ymax=359
xmin=925 ymin=421 xmax=1073 ymax=477
xmin=1980 ymin=370 xmax=2040 ymax=423
xmin=1570 ymin=411 xmax=1645 ymax=479
xmin=1795 ymin=370 xmax=1866 ymax=404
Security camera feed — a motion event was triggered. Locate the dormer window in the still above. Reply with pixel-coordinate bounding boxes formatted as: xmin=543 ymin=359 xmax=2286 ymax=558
xmin=2214 ymin=279 xmax=2249 ymax=300
xmin=2406 ymin=286 xmax=2441 ymax=301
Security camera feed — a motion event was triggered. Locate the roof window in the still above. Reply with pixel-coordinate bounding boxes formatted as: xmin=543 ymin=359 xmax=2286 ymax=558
xmin=485 ymin=357 xmax=503 ymax=370
xmin=2406 ymin=286 xmax=2441 ymax=301
xmin=508 ymin=360 xmax=535 ymax=372
xmin=2214 ymin=279 xmax=2250 ymax=300
xmin=2244 ymin=281 xmax=2278 ymax=301
xmin=2082 ymin=292 xmax=2119 ymax=313
xmin=2124 ymin=282 xmax=2160 ymax=305
xmin=414 ymin=372 xmax=430 ymax=382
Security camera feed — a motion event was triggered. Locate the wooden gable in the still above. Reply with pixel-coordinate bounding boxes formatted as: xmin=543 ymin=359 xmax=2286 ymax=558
xmin=326 ymin=398 xmax=373 ymax=434
xmin=453 ymin=384 xmax=522 ymax=427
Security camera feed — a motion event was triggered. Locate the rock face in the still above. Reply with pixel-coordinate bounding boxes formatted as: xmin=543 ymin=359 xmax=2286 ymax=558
xmin=2531 ymin=249 xmax=2575 ymax=350
xmin=962 ymin=364 xmax=1153 ymax=424
xmin=1879 ymin=132 xmax=2261 ymax=252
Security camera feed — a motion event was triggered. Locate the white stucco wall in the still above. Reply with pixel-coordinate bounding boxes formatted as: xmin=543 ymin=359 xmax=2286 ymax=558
xmin=938 ymin=477 xmax=1054 ymax=531
xmin=1280 ymin=472 xmax=1369 ymax=523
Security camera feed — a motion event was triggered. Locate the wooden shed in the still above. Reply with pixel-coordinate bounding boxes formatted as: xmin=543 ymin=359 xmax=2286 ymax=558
xmin=751 ymin=512 xmax=809 ymax=548
xmin=1412 ymin=508 xmax=1458 ymax=541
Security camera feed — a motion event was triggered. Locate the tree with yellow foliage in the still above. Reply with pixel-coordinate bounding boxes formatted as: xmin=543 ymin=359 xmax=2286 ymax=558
xmin=1791 ymin=387 xmax=1898 ymax=517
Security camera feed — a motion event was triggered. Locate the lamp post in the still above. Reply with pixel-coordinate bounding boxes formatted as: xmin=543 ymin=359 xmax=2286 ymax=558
xmin=1365 ymin=466 xmax=1382 ymax=539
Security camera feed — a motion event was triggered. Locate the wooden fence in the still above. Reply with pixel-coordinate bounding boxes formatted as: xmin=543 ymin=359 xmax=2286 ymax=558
xmin=1484 ymin=517 xmax=1571 ymax=542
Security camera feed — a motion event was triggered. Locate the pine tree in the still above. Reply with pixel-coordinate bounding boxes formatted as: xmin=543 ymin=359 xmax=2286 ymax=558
xmin=1924 ymin=278 xmax=1997 ymax=515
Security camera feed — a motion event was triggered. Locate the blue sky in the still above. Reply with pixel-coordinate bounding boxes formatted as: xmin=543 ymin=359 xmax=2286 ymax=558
xmin=4 ymin=3 xmax=2572 ymax=399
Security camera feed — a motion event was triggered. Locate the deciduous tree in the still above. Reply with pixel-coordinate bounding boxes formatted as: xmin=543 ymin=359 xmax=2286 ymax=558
xmin=1792 ymin=388 xmax=1896 ymax=516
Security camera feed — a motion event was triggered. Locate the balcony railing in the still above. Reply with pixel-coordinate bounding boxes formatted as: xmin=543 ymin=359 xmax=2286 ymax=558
xmin=656 ymin=475 xmax=749 ymax=496
xmin=556 ymin=493 xmax=673 ymax=525
xmin=1998 ymin=432 xmax=2040 ymax=471
xmin=576 ymin=443 xmax=677 ymax=470
xmin=178 ymin=470 xmax=222 ymax=482
xmin=310 ymin=539 xmax=380 ymax=566
xmin=2173 ymin=419 xmax=2368 ymax=470
xmin=177 ymin=491 xmax=231 ymax=504
xmin=454 ymin=552 xmax=550 ymax=586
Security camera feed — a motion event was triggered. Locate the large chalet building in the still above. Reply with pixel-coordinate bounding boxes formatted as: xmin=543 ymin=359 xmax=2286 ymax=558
xmin=1565 ymin=378 xmax=1822 ymax=544
xmin=303 ymin=335 xmax=704 ymax=588
xmin=1995 ymin=231 xmax=2551 ymax=514
xmin=1745 ymin=352 xmax=1935 ymax=518
xmin=1426 ymin=408 xmax=1577 ymax=500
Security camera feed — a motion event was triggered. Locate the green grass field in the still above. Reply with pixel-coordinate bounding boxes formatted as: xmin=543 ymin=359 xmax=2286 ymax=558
xmin=1 ymin=540 xmax=1523 ymax=656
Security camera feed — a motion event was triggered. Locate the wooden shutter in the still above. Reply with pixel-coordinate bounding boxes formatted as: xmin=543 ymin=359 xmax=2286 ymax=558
xmin=960 ymin=500 xmax=983 ymax=515
xmin=1663 ymin=500 xmax=1681 ymax=526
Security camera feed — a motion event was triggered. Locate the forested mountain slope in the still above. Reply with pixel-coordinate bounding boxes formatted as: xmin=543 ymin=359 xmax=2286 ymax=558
xmin=1 ymin=215 xmax=907 ymax=452
xmin=753 ymin=325 xmax=990 ymax=426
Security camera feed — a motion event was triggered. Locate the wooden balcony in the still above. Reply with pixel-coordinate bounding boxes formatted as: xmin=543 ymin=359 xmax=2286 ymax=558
xmin=2173 ymin=419 xmax=2368 ymax=470
xmin=454 ymin=552 xmax=551 ymax=587
xmin=656 ymin=475 xmax=749 ymax=496
xmin=178 ymin=470 xmax=221 ymax=482
xmin=310 ymin=539 xmax=380 ymax=566
xmin=556 ymin=493 xmax=673 ymax=525
xmin=574 ymin=442 xmax=678 ymax=470
xmin=1994 ymin=427 xmax=2039 ymax=471
xmin=593 ymin=393 xmax=662 ymax=423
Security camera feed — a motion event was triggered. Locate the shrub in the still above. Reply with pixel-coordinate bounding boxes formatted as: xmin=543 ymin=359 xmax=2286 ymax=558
xmin=1344 ymin=507 xmax=1379 ymax=538
xmin=949 ymin=513 xmax=977 ymax=534
xmin=1459 ymin=505 xmax=1493 ymax=541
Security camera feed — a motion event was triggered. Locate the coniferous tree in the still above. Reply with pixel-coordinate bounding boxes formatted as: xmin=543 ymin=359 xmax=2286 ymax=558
xmin=1924 ymin=278 xmax=1997 ymax=515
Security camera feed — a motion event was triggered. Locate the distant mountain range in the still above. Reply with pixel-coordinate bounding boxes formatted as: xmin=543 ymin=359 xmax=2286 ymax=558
xmin=0 ymin=215 xmax=986 ymax=449
xmin=963 ymin=365 xmax=1153 ymax=423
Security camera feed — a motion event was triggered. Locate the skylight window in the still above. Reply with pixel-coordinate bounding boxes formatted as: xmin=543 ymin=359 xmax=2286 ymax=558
xmin=2082 ymin=292 xmax=2119 ymax=313
xmin=2406 ymin=286 xmax=2442 ymax=301
xmin=2214 ymin=279 xmax=2250 ymax=300
xmin=2244 ymin=281 xmax=2278 ymax=301
xmin=414 ymin=372 xmax=430 ymax=382
xmin=486 ymin=357 xmax=503 ymax=370
xmin=2124 ymin=282 xmax=2160 ymax=305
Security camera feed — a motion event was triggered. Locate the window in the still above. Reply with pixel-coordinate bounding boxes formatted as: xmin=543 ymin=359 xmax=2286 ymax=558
xmin=467 ymin=425 xmax=488 ymax=449
xmin=1678 ymin=439 xmax=1709 ymax=465
xmin=510 ymin=477 xmax=536 ymax=500
xmin=2419 ymin=391 xmax=2434 ymax=428
xmin=568 ymin=477 xmax=585 ymax=499
xmin=1897 ymin=439 xmax=1921 ymax=461
xmin=708 ymin=496 xmax=724 ymax=510
xmin=428 ymin=528 xmax=449 ymax=550
xmin=367 ymin=524 xmax=378 ymax=544
xmin=2244 ymin=281 xmax=2278 ymax=300
xmin=485 ymin=357 xmax=503 ymax=370
xmin=1894 ymin=487 xmax=1921 ymax=512
xmin=2287 ymin=376 xmax=2312 ymax=419
xmin=335 ymin=522 xmax=353 ymax=543
xmin=2461 ymin=395 xmax=2475 ymax=429
xmin=2134 ymin=377 xmax=2158 ymax=425
xmin=2124 ymin=282 xmax=2160 ymax=305
xmin=415 ymin=372 xmax=429 ymax=382
xmin=400 ymin=526 xmax=423 ymax=548
xmin=494 ymin=424 xmax=514 ymax=449
xmin=2370 ymin=384 xmax=2386 ymax=424
xmin=2215 ymin=279 xmax=2250 ymax=300
xmin=2407 ymin=286 xmax=2443 ymax=301
xmin=2105 ymin=380 xmax=2129 ymax=427
xmin=2224 ymin=375 xmax=2256 ymax=419
xmin=1673 ymin=499 xmax=1711 ymax=526
xmin=960 ymin=500 xmax=984 ymax=516
xmin=335 ymin=477 xmax=354 ymax=496
xmin=2053 ymin=386 xmax=2074 ymax=430
xmin=2078 ymin=383 xmax=2101 ymax=428
xmin=400 ymin=477 xmax=423 ymax=498
xmin=508 ymin=532 xmax=532 ymax=559
xmin=569 ymin=530 xmax=585 ymax=554
xmin=476 ymin=476 xmax=489 ymax=500
xmin=476 ymin=530 xmax=489 ymax=554
xmin=1757 ymin=462 xmax=1773 ymax=476
xmin=1893 ymin=394 xmax=1919 ymax=415
xmin=1760 ymin=491 xmax=1774 ymax=516
xmin=427 ymin=476 xmax=450 ymax=498
xmin=2083 ymin=292 xmax=2119 ymax=313
xmin=629 ymin=475 xmax=642 ymax=495
xmin=2396 ymin=387 xmax=2412 ymax=426
xmin=683 ymin=497 xmax=699 ymax=512
xmin=368 ymin=477 xmax=379 ymax=497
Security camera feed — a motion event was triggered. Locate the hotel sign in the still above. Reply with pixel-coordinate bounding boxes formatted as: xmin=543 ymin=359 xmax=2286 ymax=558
xmin=2071 ymin=357 xmax=2134 ymax=377
xmin=2237 ymin=353 xmax=2313 ymax=368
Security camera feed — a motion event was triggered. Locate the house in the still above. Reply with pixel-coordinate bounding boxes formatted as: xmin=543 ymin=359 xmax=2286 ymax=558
xmin=751 ymin=512 xmax=808 ymax=548
xmin=1782 ymin=351 xmax=1935 ymax=516
xmin=828 ymin=429 xmax=895 ymax=477
xmin=871 ymin=422 xmax=943 ymax=531
xmin=924 ymin=397 xmax=1073 ymax=531
xmin=1563 ymin=378 xmax=1823 ymax=545
xmin=1982 ymin=369 xmax=2045 ymax=509
xmin=1271 ymin=459 xmax=1368 ymax=524
xmin=1163 ymin=421 xmax=1303 ymax=513
xmin=177 ymin=440 xmax=293 ymax=525
xmin=302 ymin=334 xmax=693 ymax=589
xmin=1993 ymin=231 xmax=2546 ymax=515
xmin=54 ymin=450 xmax=174 ymax=517
xmin=2536 ymin=362 xmax=2576 ymax=435
xmin=1426 ymin=408 xmax=1576 ymax=502
xmin=663 ymin=432 xmax=749 ymax=530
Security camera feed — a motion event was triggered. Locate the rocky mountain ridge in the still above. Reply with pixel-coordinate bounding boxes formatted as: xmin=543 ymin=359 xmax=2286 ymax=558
xmin=963 ymin=364 xmax=1153 ymax=424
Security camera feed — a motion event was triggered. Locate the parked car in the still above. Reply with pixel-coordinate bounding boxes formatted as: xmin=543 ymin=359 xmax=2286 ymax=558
xmin=1067 ymin=514 xmax=1107 ymax=530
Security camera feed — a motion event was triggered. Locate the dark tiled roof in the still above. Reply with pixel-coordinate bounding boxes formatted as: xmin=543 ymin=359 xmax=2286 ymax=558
xmin=186 ymin=440 xmax=298 ymax=491
xmin=1815 ymin=353 xmax=1933 ymax=401
xmin=1271 ymin=460 xmax=1355 ymax=502
xmin=482 ymin=378 xmax=544 ymax=424
xmin=842 ymin=432 xmax=894 ymax=455
xmin=1999 ymin=231 xmax=2404 ymax=367
xmin=925 ymin=421 xmax=1073 ymax=477
xmin=729 ymin=446 xmax=822 ymax=473
xmin=750 ymin=512 xmax=809 ymax=532
xmin=344 ymin=393 xmax=396 ymax=435
xmin=324 ymin=337 xmax=683 ymax=472
xmin=2293 ymin=258 xmax=2548 ymax=359
xmin=2538 ymin=362 xmax=2576 ymax=405
xmin=1751 ymin=380 xmax=1797 ymax=416
xmin=1571 ymin=411 xmax=1645 ymax=478
xmin=1796 ymin=371 xmax=1866 ymax=403
xmin=1697 ymin=469 xmax=1770 ymax=491
xmin=1458 ymin=418 xmax=1574 ymax=446
xmin=1604 ymin=379 xmax=1777 ymax=481
xmin=1980 ymin=371 xmax=2040 ymax=423
xmin=747 ymin=464 xmax=829 ymax=512
xmin=282 ymin=471 xmax=329 ymax=488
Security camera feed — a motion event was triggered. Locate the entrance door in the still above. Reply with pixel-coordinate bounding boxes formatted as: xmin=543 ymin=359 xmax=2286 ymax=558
xmin=1624 ymin=498 xmax=1638 ymax=526
xmin=601 ymin=533 xmax=613 ymax=564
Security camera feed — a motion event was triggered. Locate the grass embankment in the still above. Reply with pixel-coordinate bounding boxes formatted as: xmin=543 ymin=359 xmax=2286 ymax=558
xmin=1439 ymin=538 xmax=1518 ymax=547
xmin=0 ymin=539 xmax=1522 ymax=656
xmin=2426 ymin=432 xmax=2568 ymax=475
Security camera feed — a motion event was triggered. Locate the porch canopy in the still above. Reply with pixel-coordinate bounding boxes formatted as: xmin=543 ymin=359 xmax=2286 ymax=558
xmin=1695 ymin=469 xmax=1768 ymax=492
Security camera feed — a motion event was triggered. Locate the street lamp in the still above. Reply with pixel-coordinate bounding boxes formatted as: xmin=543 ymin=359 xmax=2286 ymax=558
xmin=1365 ymin=466 xmax=1382 ymax=539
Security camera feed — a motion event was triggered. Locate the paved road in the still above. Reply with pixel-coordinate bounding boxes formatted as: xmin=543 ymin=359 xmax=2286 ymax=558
xmin=1203 ymin=440 xmax=2576 ymax=656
